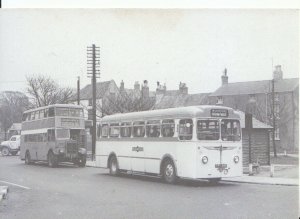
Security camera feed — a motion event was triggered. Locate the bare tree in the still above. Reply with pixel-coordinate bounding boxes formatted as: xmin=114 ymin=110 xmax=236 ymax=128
xmin=26 ymin=75 xmax=75 ymax=108
xmin=96 ymin=91 xmax=155 ymax=118
xmin=0 ymin=91 xmax=29 ymax=140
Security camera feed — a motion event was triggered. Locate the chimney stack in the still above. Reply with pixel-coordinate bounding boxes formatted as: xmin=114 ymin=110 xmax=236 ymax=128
xmin=142 ymin=80 xmax=149 ymax=98
xmin=156 ymin=81 xmax=166 ymax=95
xmin=179 ymin=82 xmax=188 ymax=95
xmin=120 ymin=80 xmax=124 ymax=92
xmin=273 ymin=65 xmax=283 ymax=81
xmin=221 ymin=68 xmax=228 ymax=85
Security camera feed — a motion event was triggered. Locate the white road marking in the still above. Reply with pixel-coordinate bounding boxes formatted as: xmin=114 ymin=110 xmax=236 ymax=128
xmin=0 ymin=180 xmax=31 ymax=190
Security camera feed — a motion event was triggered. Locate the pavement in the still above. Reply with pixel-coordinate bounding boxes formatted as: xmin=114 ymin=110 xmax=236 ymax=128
xmin=86 ymin=158 xmax=299 ymax=186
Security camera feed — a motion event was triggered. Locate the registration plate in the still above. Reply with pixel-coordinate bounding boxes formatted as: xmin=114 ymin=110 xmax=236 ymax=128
xmin=215 ymin=164 xmax=227 ymax=168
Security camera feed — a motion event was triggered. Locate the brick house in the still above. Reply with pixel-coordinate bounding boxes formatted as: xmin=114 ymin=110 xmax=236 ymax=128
xmin=209 ymin=66 xmax=299 ymax=152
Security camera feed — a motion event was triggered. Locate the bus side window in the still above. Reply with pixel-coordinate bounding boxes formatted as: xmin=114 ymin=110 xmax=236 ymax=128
xmin=146 ymin=120 xmax=160 ymax=137
xmin=101 ymin=124 xmax=109 ymax=138
xmin=47 ymin=129 xmax=55 ymax=141
xmin=120 ymin=122 xmax=132 ymax=137
xmin=161 ymin=119 xmax=175 ymax=137
xmin=109 ymin=123 xmax=120 ymax=138
xmin=178 ymin=119 xmax=193 ymax=140
xmin=133 ymin=121 xmax=145 ymax=137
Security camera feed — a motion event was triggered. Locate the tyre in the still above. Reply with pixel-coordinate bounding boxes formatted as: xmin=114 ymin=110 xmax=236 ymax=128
xmin=1 ymin=147 xmax=10 ymax=156
xmin=48 ymin=151 xmax=58 ymax=168
xmin=77 ymin=156 xmax=86 ymax=167
xmin=25 ymin=151 xmax=31 ymax=165
xmin=109 ymin=156 xmax=119 ymax=176
xmin=162 ymin=159 xmax=177 ymax=184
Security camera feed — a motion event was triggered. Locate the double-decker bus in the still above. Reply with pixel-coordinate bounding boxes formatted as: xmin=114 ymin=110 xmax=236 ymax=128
xmin=20 ymin=104 xmax=87 ymax=167
xmin=95 ymin=105 xmax=242 ymax=183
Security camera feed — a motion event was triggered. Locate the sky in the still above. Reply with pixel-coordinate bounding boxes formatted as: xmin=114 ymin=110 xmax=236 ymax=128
xmin=0 ymin=9 xmax=299 ymax=94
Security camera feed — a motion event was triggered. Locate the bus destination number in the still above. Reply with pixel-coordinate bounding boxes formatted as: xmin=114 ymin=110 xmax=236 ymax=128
xmin=211 ymin=109 xmax=228 ymax=117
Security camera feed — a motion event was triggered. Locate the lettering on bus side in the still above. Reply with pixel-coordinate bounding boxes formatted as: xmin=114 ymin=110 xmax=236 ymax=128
xmin=132 ymin=146 xmax=144 ymax=152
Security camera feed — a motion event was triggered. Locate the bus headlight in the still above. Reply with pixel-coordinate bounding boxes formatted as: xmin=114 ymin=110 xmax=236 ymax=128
xmin=233 ymin=156 xmax=239 ymax=163
xmin=78 ymin=148 xmax=87 ymax=154
xmin=202 ymin=156 xmax=208 ymax=164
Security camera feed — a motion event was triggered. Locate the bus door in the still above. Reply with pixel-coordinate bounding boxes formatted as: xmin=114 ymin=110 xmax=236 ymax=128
xmin=131 ymin=122 xmax=146 ymax=172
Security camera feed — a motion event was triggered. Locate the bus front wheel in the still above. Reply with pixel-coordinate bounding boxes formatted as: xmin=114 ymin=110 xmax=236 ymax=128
xmin=48 ymin=151 xmax=58 ymax=168
xmin=162 ymin=159 xmax=177 ymax=184
xmin=76 ymin=156 xmax=86 ymax=167
xmin=109 ymin=156 xmax=119 ymax=176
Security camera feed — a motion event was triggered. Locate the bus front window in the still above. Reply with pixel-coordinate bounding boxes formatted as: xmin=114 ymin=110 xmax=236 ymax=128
xmin=197 ymin=120 xmax=219 ymax=140
xmin=56 ymin=129 xmax=70 ymax=139
xmin=221 ymin=119 xmax=241 ymax=141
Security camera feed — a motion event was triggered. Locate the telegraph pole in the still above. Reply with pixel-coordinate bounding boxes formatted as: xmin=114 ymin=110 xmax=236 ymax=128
xmin=87 ymin=44 xmax=100 ymax=160
xmin=77 ymin=76 xmax=80 ymax=105
xmin=272 ymin=78 xmax=277 ymax=157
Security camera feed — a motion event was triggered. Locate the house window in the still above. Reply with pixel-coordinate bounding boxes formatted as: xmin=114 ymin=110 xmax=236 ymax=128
xmin=274 ymin=93 xmax=279 ymax=102
xmin=88 ymin=109 xmax=93 ymax=120
xmin=274 ymin=104 xmax=280 ymax=119
xmin=275 ymin=127 xmax=280 ymax=140
xmin=217 ymin=96 xmax=223 ymax=105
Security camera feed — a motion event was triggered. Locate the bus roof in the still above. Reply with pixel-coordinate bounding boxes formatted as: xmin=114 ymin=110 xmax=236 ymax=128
xmin=23 ymin=104 xmax=83 ymax=114
xmin=100 ymin=105 xmax=240 ymax=123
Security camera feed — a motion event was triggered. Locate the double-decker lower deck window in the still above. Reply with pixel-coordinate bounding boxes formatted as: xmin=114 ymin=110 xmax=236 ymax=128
xmin=120 ymin=122 xmax=132 ymax=137
xmin=109 ymin=123 xmax=120 ymax=138
xmin=221 ymin=119 xmax=241 ymax=141
xmin=133 ymin=121 xmax=145 ymax=137
xmin=179 ymin=119 xmax=193 ymax=140
xmin=161 ymin=119 xmax=175 ymax=137
xmin=56 ymin=128 xmax=70 ymax=139
xmin=197 ymin=120 xmax=219 ymax=140
xmin=146 ymin=120 xmax=160 ymax=137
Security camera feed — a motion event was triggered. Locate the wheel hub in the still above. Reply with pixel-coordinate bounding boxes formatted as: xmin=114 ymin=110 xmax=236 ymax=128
xmin=165 ymin=164 xmax=174 ymax=177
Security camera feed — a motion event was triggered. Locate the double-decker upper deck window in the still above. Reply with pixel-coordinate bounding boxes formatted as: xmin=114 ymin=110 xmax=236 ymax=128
xmin=179 ymin=119 xmax=193 ymax=140
xmin=101 ymin=124 xmax=109 ymax=138
xmin=48 ymin=107 xmax=55 ymax=117
xmin=56 ymin=107 xmax=69 ymax=116
xmin=133 ymin=121 xmax=145 ymax=137
xmin=22 ymin=113 xmax=27 ymax=121
xmin=70 ymin=108 xmax=82 ymax=117
xmin=120 ymin=122 xmax=132 ymax=137
xmin=40 ymin=110 xmax=44 ymax=119
xmin=221 ymin=119 xmax=241 ymax=141
xmin=197 ymin=120 xmax=219 ymax=140
xmin=161 ymin=119 xmax=175 ymax=137
xmin=109 ymin=123 xmax=120 ymax=138
xmin=146 ymin=120 xmax=161 ymax=137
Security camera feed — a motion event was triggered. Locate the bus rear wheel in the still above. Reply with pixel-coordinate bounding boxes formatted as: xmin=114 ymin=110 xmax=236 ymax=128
xmin=25 ymin=151 xmax=32 ymax=164
xmin=109 ymin=156 xmax=119 ymax=176
xmin=48 ymin=151 xmax=58 ymax=168
xmin=162 ymin=159 xmax=177 ymax=184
